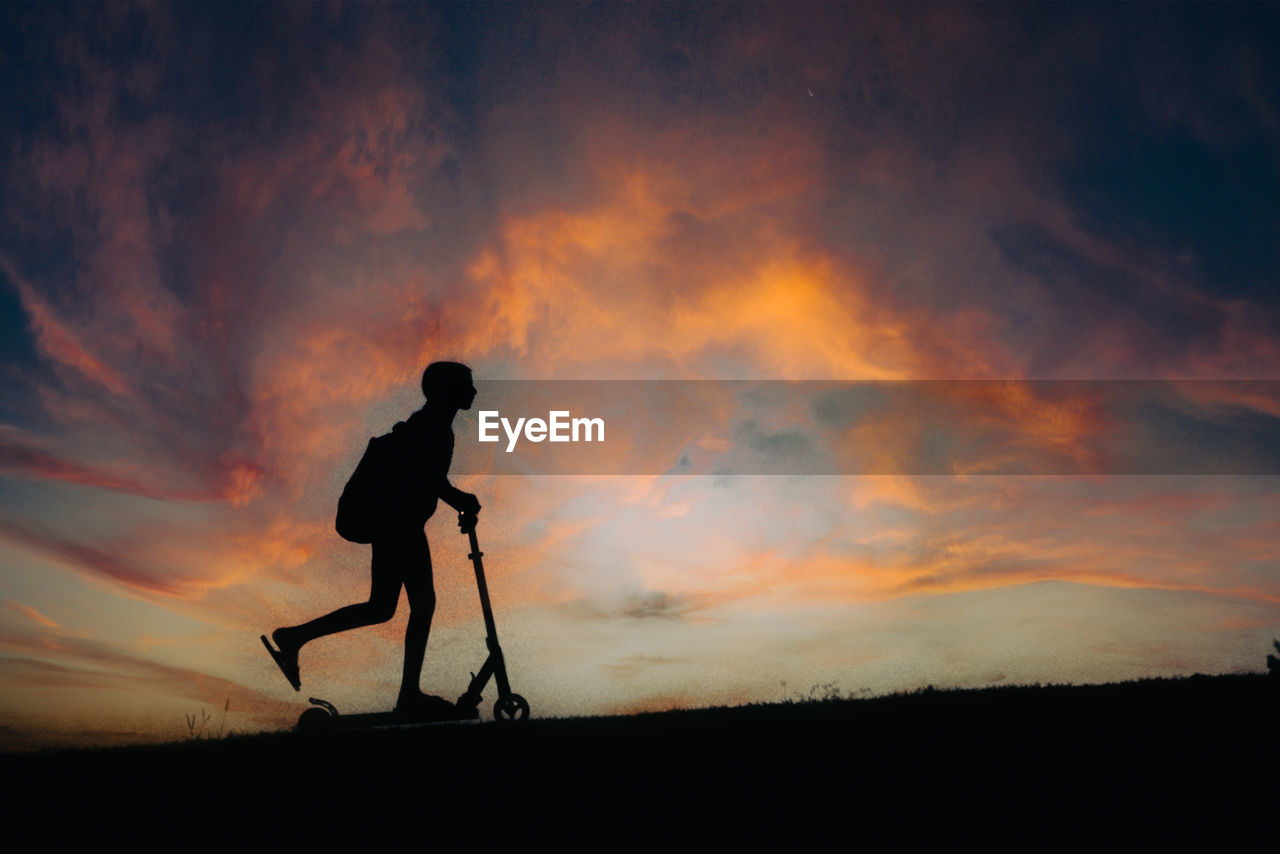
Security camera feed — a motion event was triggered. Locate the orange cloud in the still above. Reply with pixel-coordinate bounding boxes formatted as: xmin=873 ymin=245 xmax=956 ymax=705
xmin=457 ymin=148 xmax=1012 ymax=381
xmin=7 ymin=603 xmax=60 ymax=630
xmin=9 ymin=275 xmax=130 ymax=396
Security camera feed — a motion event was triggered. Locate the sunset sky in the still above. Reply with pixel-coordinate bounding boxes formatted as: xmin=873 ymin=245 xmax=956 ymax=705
xmin=2 ymin=3 xmax=1278 ymax=748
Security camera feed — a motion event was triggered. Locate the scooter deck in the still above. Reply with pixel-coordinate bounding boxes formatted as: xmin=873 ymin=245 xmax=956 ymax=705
xmin=298 ymin=697 xmax=479 ymax=732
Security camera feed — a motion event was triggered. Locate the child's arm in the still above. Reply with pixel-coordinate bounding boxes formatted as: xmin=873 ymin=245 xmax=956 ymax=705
xmin=437 ymin=476 xmax=481 ymax=515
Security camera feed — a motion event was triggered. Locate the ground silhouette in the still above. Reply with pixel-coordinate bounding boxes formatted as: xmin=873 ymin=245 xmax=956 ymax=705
xmin=5 ymin=673 xmax=1274 ymax=845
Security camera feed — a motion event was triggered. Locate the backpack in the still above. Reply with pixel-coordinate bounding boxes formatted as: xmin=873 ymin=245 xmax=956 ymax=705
xmin=335 ymin=414 xmax=450 ymax=543
xmin=334 ymin=434 xmax=395 ymax=544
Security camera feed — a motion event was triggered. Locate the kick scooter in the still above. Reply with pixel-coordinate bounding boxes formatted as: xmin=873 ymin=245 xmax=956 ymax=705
xmin=295 ymin=512 xmax=529 ymax=731
xmin=454 ymin=511 xmax=530 ymax=721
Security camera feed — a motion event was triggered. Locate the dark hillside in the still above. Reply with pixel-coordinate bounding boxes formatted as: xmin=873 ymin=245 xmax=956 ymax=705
xmin=7 ymin=674 xmax=1274 ymax=844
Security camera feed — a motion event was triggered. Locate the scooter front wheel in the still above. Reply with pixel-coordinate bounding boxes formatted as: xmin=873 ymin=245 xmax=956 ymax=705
xmin=494 ymin=693 xmax=530 ymax=721
xmin=298 ymin=706 xmax=336 ymax=732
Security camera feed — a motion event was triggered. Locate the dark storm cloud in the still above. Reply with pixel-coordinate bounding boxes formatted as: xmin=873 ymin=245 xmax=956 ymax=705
xmin=1114 ymin=393 xmax=1280 ymax=476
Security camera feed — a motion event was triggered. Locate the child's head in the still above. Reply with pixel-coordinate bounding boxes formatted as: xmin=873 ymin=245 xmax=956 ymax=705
xmin=421 ymin=361 xmax=476 ymax=409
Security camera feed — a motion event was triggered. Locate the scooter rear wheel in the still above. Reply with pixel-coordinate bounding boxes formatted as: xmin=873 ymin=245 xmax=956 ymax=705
xmin=298 ymin=706 xmax=336 ymax=731
xmin=494 ymin=693 xmax=530 ymax=721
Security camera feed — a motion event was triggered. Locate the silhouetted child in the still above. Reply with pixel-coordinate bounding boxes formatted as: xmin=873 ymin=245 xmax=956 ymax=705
xmin=262 ymin=362 xmax=481 ymax=714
